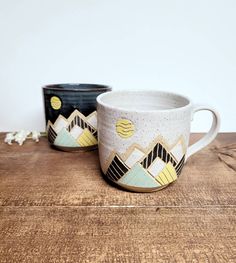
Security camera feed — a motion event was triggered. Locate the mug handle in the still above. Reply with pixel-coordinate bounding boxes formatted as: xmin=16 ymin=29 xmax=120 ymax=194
xmin=186 ymin=105 xmax=220 ymax=161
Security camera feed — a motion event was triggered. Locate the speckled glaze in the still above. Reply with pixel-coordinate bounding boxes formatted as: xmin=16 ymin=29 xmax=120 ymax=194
xmin=97 ymin=91 xmax=220 ymax=192
xmin=43 ymin=83 xmax=111 ymax=151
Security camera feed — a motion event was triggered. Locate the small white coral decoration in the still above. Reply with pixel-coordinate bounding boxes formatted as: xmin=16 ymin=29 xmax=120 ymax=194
xmin=4 ymin=132 xmax=15 ymax=145
xmin=14 ymin=130 xmax=29 ymax=146
xmin=4 ymin=130 xmax=44 ymax=145
xmin=32 ymin=131 xmax=41 ymax=142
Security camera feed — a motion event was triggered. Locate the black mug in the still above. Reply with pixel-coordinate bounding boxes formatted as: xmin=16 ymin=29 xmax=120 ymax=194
xmin=43 ymin=83 xmax=111 ymax=151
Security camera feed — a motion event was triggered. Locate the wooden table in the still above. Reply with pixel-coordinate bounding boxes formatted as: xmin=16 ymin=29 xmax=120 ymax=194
xmin=0 ymin=133 xmax=235 ymax=262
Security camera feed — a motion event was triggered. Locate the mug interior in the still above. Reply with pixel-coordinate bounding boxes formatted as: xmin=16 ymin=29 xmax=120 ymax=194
xmin=43 ymin=83 xmax=111 ymax=92
xmin=97 ymin=91 xmax=190 ymax=111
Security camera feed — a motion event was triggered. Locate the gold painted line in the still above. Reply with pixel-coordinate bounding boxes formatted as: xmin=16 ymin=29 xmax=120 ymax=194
xmin=115 ymin=122 xmax=133 ymax=126
xmin=156 ymin=173 xmax=165 ymax=185
xmin=156 ymin=177 xmax=165 ymax=186
xmin=83 ymin=135 xmax=93 ymax=145
xmin=162 ymin=172 xmax=170 ymax=183
xmin=83 ymin=132 xmax=94 ymax=144
xmin=116 ymin=129 xmax=133 ymax=132
xmin=78 ymin=137 xmax=87 ymax=147
xmin=117 ymin=131 xmax=134 ymax=136
xmin=116 ymin=130 xmax=135 ymax=133
xmin=116 ymin=129 xmax=134 ymax=132
xmin=116 ymin=125 xmax=133 ymax=128
xmin=166 ymin=166 xmax=174 ymax=181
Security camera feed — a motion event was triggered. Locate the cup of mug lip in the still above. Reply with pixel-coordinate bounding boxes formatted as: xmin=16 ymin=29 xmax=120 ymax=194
xmin=96 ymin=90 xmax=192 ymax=112
xmin=43 ymin=83 xmax=111 ymax=151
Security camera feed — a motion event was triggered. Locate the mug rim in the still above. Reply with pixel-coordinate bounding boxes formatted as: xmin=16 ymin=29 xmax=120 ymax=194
xmin=42 ymin=83 xmax=112 ymax=92
xmin=97 ymin=90 xmax=192 ymax=113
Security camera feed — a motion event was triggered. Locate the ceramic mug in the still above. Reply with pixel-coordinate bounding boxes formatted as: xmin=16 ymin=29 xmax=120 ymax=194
xmin=97 ymin=90 xmax=220 ymax=192
xmin=43 ymin=83 xmax=111 ymax=151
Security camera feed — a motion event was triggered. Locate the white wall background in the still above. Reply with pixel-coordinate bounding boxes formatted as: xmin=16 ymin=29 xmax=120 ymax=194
xmin=0 ymin=0 xmax=235 ymax=132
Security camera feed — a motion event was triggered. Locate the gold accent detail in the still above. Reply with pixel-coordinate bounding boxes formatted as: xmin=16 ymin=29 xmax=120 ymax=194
xmin=47 ymin=109 xmax=97 ymax=131
xmin=103 ymin=135 xmax=186 ymax=173
xmin=116 ymin=181 xmax=170 ymax=193
xmin=77 ymin=128 xmax=98 ymax=146
xmin=86 ymin=111 xmax=97 ymax=120
xmin=50 ymin=96 xmax=62 ymax=110
xmin=116 ymin=119 xmax=135 ymax=138
xmin=155 ymin=162 xmax=177 ymax=185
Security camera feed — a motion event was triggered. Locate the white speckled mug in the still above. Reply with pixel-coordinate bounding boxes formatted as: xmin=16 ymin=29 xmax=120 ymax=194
xmin=97 ymin=91 xmax=220 ymax=192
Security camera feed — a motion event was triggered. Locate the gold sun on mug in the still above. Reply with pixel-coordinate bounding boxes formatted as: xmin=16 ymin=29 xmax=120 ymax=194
xmin=116 ymin=119 xmax=135 ymax=138
xmin=50 ymin=96 xmax=62 ymax=110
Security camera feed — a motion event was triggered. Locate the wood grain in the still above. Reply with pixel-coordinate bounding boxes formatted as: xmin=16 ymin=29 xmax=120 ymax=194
xmin=0 ymin=207 xmax=236 ymax=263
xmin=0 ymin=133 xmax=236 ymax=262
xmin=0 ymin=133 xmax=235 ymax=207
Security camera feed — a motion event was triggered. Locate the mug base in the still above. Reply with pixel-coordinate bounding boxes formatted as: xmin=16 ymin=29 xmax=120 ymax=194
xmin=114 ymin=181 xmax=172 ymax=193
xmin=51 ymin=144 xmax=97 ymax=152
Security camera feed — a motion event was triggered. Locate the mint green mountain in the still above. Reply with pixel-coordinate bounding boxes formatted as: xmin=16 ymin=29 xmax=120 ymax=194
xmin=118 ymin=163 xmax=160 ymax=188
xmin=54 ymin=128 xmax=79 ymax=147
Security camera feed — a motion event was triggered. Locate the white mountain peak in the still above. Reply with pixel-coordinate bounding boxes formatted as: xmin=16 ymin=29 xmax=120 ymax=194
xmin=124 ymin=147 xmax=145 ymax=168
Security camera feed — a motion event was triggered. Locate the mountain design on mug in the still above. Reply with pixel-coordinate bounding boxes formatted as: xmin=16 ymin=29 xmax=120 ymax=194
xmin=104 ymin=137 xmax=185 ymax=189
xmin=47 ymin=109 xmax=98 ymax=147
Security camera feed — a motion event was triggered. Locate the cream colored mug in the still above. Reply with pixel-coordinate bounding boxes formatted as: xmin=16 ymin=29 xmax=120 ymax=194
xmin=97 ymin=91 xmax=220 ymax=192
